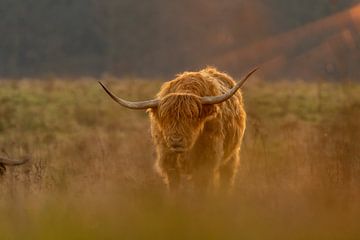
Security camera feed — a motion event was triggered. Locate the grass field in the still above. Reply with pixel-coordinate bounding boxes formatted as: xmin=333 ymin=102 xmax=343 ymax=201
xmin=0 ymin=77 xmax=359 ymax=239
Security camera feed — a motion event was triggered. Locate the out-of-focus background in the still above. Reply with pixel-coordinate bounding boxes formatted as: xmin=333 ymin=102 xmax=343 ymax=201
xmin=1 ymin=0 xmax=359 ymax=80
xmin=0 ymin=1 xmax=360 ymax=239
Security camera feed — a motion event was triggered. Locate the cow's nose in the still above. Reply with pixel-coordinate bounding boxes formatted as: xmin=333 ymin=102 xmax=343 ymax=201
xmin=168 ymin=136 xmax=185 ymax=149
xmin=169 ymin=135 xmax=183 ymax=143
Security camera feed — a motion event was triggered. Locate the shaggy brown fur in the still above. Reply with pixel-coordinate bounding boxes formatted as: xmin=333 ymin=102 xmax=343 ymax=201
xmin=148 ymin=67 xmax=246 ymax=193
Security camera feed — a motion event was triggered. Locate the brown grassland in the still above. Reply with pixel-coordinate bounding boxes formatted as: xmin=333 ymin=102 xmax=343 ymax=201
xmin=0 ymin=77 xmax=359 ymax=239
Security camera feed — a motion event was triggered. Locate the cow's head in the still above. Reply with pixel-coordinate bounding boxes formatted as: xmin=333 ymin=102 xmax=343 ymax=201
xmin=151 ymin=93 xmax=219 ymax=152
xmin=99 ymin=68 xmax=258 ymax=153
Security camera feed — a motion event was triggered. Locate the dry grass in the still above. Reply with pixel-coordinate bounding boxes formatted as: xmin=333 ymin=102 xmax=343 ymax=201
xmin=0 ymin=77 xmax=359 ymax=239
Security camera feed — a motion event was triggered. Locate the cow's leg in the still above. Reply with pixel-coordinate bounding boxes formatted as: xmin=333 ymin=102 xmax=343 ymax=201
xmin=192 ymin=165 xmax=216 ymax=195
xmin=156 ymin=153 xmax=181 ymax=192
xmin=164 ymin=167 xmax=180 ymax=192
xmin=192 ymin=143 xmax=222 ymax=195
xmin=218 ymin=152 xmax=240 ymax=193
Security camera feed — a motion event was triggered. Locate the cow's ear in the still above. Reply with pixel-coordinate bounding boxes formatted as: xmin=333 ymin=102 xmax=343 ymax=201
xmin=147 ymin=108 xmax=159 ymax=119
xmin=201 ymin=104 xmax=219 ymax=119
xmin=147 ymin=107 xmax=157 ymax=114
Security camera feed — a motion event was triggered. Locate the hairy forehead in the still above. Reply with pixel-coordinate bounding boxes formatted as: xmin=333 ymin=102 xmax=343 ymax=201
xmin=157 ymin=93 xmax=202 ymax=120
xmin=157 ymin=71 xmax=220 ymax=98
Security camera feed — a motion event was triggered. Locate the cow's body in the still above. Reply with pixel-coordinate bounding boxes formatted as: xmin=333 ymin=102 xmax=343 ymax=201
xmin=148 ymin=68 xmax=246 ymax=192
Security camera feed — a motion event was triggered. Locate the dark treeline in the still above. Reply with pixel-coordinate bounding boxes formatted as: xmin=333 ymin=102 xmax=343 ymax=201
xmin=0 ymin=0 xmax=358 ymax=79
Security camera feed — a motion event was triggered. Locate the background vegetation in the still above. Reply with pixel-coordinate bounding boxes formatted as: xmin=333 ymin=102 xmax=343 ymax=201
xmin=1 ymin=0 xmax=358 ymax=78
xmin=0 ymin=78 xmax=359 ymax=239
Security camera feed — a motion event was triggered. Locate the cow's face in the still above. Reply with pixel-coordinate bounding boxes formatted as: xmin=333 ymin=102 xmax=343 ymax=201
xmin=151 ymin=93 xmax=218 ymax=153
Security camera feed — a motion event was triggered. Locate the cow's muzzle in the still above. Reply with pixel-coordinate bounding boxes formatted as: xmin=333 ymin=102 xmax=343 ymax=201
xmin=168 ymin=136 xmax=186 ymax=153
xmin=170 ymin=145 xmax=186 ymax=153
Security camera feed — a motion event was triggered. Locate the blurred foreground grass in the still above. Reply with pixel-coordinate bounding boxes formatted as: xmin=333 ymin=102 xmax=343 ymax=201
xmin=0 ymin=77 xmax=359 ymax=239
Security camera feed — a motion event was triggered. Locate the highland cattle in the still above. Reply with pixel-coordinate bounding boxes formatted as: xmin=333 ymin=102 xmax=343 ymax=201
xmin=99 ymin=67 xmax=258 ymax=192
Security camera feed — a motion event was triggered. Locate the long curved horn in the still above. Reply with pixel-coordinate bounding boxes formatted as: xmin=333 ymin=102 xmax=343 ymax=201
xmin=98 ymin=81 xmax=159 ymax=110
xmin=0 ymin=156 xmax=29 ymax=166
xmin=200 ymin=67 xmax=259 ymax=105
